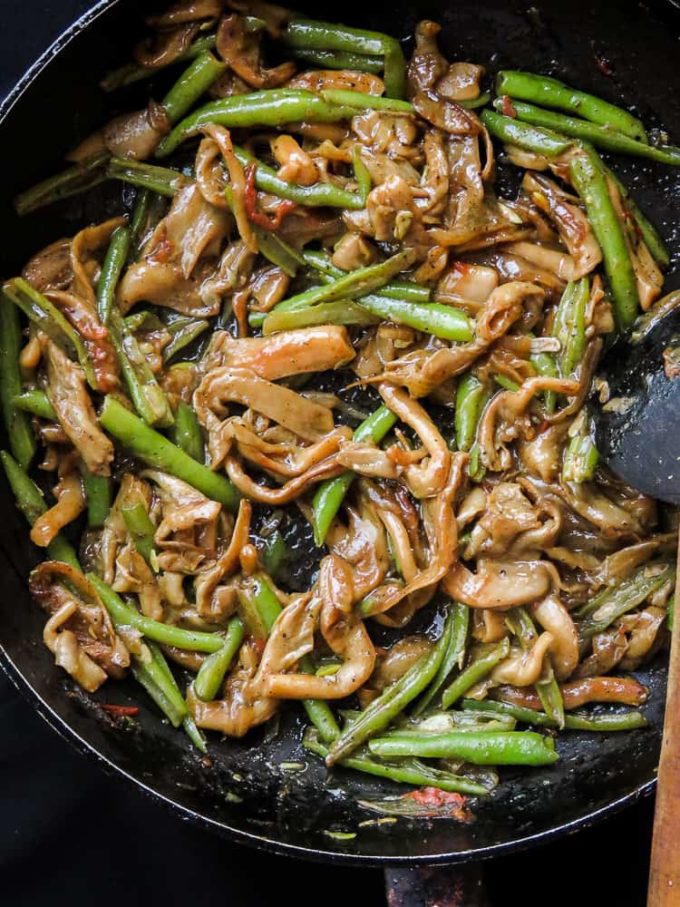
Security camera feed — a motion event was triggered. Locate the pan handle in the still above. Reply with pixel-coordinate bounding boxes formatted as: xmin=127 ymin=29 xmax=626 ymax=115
xmin=384 ymin=864 xmax=489 ymax=907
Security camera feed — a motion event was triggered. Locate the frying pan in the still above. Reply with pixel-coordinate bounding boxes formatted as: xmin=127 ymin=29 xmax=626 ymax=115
xmin=1 ymin=0 xmax=680 ymax=884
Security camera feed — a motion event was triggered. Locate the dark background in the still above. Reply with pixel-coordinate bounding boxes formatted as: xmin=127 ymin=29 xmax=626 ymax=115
xmin=0 ymin=3 xmax=657 ymax=905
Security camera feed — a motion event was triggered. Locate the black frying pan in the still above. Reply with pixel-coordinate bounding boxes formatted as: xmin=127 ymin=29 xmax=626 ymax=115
xmin=1 ymin=0 xmax=679 ymax=876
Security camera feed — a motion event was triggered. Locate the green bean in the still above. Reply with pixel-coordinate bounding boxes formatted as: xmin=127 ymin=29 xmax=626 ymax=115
xmin=399 ymin=709 xmax=516 ymax=733
xmin=3 ymin=278 xmax=98 ymax=389
xmin=496 ymin=70 xmax=648 ymax=142
xmin=494 ymin=374 xmax=520 ymax=392
xmin=354 ymin=295 xmax=473 ymax=342
xmin=368 ymin=729 xmax=558 ymax=765
xmin=129 ymin=188 xmax=153 ymax=255
xmin=303 ymin=730 xmax=489 ymax=796
xmin=156 ymin=90 xmax=359 ymax=158
xmin=326 ymin=610 xmax=454 ymax=765
xmin=481 ymin=109 xmax=573 ymax=157
xmin=100 ymin=33 xmax=218 ymax=91
xmin=264 ymin=249 xmax=416 ymax=329
xmin=608 ymin=172 xmax=669 ymax=268
xmin=569 ymin=148 xmax=640 ymax=330
xmin=300 ymin=656 xmax=342 ymax=744
xmin=0 ymin=301 xmax=36 ymax=468
xmin=131 ymin=657 xmax=186 ymax=727
xmin=458 ymin=92 xmax=491 ymax=110
xmin=562 ymin=710 xmax=648 ymax=731
xmin=14 ymin=151 xmax=110 ymax=216
xmin=499 ymin=98 xmax=680 ymax=165
xmin=455 ymin=374 xmax=491 ymax=453
xmin=239 ymin=575 xmax=338 ymax=739
xmin=144 ymin=642 xmax=207 ymax=752
xmin=321 ymin=89 xmax=413 ymax=113
xmin=99 ymin=396 xmax=239 ymax=512
xmin=283 ymin=19 xmax=406 ymax=98
xmin=194 ymin=617 xmax=245 ymax=701
xmin=311 ymin=405 xmax=397 ymax=546
xmin=462 ymin=698 xmax=648 ymax=732
xmin=441 ymin=638 xmax=511 ymax=709
xmin=231 ymin=145 xmax=363 ymax=210
xmin=161 ymin=51 xmax=226 ymax=125
xmin=0 ymin=451 xmax=80 ymax=568
xmin=287 ymin=48 xmax=384 ymax=74
xmin=89 ymin=572 xmax=224 ymax=652
xmin=577 ymin=561 xmax=675 ymax=639
xmin=553 ymin=278 xmax=589 ymax=378
xmin=163 ymin=319 xmax=210 ymax=363
xmin=170 ymin=401 xmax=204 ymax=463
xmin=12 ymin=390 xmax=56 ymax=421
xmin=122 ymin=502 xmax=156 ymax=566
xmin=261 ymin=530 xmax=289 ymax=578
xmin=302 ymin=250 xmax=431 ymax=302
xmin=108 ymin=309 xmax=174 ymax=428
xmin=96 ymin=226 xmax=131 ymax=324
xmin=530 ymin=348 xmax=558 ymax=414
xmin=251 ymin=227 xmax=305 ymax=276
xmin=506 ymin=606 xmax=564 ymax=728
xmin=352 ymin=144 xmax=372 ymax=204
xmin=562 ymin=432 xmax=599 ymax=483
xmin=257 ymin=300 xmax=378 ymax=333
xmin=80 ymin=467 xmax=112 ymax=529
xmin=107 ymin=157 xmax=188 ymax=197
xmin=414 ymin=603 xmax=470 ymax=716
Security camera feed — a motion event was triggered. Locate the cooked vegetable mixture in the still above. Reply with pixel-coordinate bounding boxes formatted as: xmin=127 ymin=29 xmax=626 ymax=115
xmin=3 ymin=0 xmax=679 ymax=795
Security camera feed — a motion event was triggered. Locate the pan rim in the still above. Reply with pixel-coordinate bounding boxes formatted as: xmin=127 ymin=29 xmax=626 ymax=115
xmin=0 ymin=0 xmax=661 ymax=867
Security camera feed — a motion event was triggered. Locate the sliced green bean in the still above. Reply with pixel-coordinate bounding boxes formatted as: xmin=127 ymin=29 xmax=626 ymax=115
xmin=414 ymin=603 xmax=470 ymax=715
xmin=96 ymin=225 xmax=131 ymax=324
xmin=0 ymin=301 xmax=36 ymax=468
xmin=304 ymin=730 xmax=489 ymax=796
xmin=577 ymin=561 xmax=675 ymax=639
xmin=99 ymin=396 xmax=239 ymax=512
xmin=80 ymin=467 xmax=112 ymax=529
xmin=326 ymin=610 xmax=454 ymax=765
xmin=251 ymin=227 xmax=305 ymax=277
xmin=3 ymin=278 xmax=98 ymax=390
xmin=163 ymin=319 xmax=210 ymax=363
xmin=258 ymin=300 xmax=378 ymax=333
xmin=14 ymin=151 xmax=110 ymax=216
xmin=156 ymin=90 xmax=359 ymax=158
xmin=608 ymin=171 xmax=669 ymax=268
xmin=352 ymin=144 xmax=372 ymax=204
xmin=0 ymin=451 xmax=79 ymax=568
xmin=481 ymin=109 xmax=573 ymax=157
xmin=161 ymin=51 xmax=226 ymax=125
xmin=312 ymin=405 xmax=397 ymax=546
xmin=107 ymin=157 xmax=187 ymax=197
xmin=302 ymin=250 xmax=431 ymax=302
xmin=455 ymin=374 xmax=491 ymax=453
xmin=122 ymin=502 xmax=156 ymax=566
xmin=569 ymin=148 xmax=639 ymax=330
xmin=553 ymin=278 xmax=589 ymax=378
xmin=441 ymin=638 xmax=511 ymax=709
xmin=355 ymin=295 xmax=473 ymax=342
xmin=283 ymin=19 xmax=406 ymax=98
xmin=12 ymin=390 xmax=56 ymax=421
xmin=462 ymin=698 xmax=648 ymax=732
xmin=170 ymin=401 xmax=204 ymax=463
xmin=108 ymin=309 xmax=174 ymax=428
xmin=194 ymin=617 xmax=245 ymax=701
xmin=369 ymin=730 xmax=558 ymax=766
xmin=530 ymin=347 xmax=558 ymax=414
xmin=562 ymin=432 xmax=599 ymax=483
xmin=89 ymin=573 xmax=224 ymax=653
xmin=501 ymin=98 xmax=680 ymax=165
xmin=321 ymin=89 xmax=413 ymax=113
xmin=288 ymin=47 xmax=384 ymax=74
xmin=496 ymin=70 xmax=648 ymax=142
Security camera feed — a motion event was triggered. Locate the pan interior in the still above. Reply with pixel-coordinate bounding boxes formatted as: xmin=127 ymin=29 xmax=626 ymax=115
xmin=0 ymin=0 xmax=678 ymax=865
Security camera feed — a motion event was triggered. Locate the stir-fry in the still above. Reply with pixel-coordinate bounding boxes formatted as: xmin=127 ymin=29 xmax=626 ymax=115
xmin=3 ymin=0 xmax=679 ymax=796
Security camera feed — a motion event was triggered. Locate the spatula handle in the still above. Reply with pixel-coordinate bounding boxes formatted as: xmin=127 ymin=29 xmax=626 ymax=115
xmin=647 ymin=545 xmax=680 ymax=906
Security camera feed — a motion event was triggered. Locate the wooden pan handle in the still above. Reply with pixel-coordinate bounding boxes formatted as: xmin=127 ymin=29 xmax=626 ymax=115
xmin=647 ymin=544 xmax=680 ymax=906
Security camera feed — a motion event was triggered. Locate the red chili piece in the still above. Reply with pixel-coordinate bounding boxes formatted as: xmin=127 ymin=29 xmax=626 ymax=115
xmin=101 ymin=704 xmax=140 ymax=717
xmin=244 ymin=163 xmax=296 ymax=230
